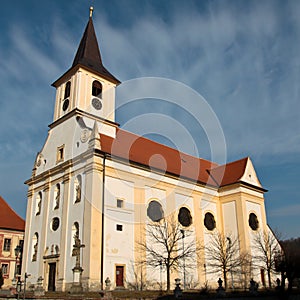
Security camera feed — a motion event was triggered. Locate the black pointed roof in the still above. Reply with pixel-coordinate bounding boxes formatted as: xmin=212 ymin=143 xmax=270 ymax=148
xmin=72 ymin=17 xmax=103 ymax=69
xmin=53 ymin=16 xmax=120 ymax=86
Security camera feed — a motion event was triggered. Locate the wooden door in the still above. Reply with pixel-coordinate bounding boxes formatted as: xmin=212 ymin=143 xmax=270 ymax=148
xmin=116 ymin=266 xmax=124 ymax=287
xmin=48 ymin=263 xmax=56 ymax=291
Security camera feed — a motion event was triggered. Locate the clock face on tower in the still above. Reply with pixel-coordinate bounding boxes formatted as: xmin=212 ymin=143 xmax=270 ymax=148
xmin=92 ymin=97 xmax=102 ymax=110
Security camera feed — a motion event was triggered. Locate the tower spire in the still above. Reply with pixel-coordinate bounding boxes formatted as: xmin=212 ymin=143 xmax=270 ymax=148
xmin=52 ymin=9 xmax=120 ymax=87
xmin=71 ymin=12 xmax=120 ymax=84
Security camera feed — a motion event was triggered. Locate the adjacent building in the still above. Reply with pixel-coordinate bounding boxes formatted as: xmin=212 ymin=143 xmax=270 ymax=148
xmin=22 ymin=10 xmax=279 ymax=292
xmin=0 ymin=196 xmax=25 ymax=288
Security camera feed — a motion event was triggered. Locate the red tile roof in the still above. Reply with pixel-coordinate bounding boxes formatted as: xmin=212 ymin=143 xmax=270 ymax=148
xmin=99 ymin=129 xmax=255 ymax=189
xmin=208 ymin=157 xmax=249 ymax=187
xmin=0 ymin=196 xmax=25 ymax=231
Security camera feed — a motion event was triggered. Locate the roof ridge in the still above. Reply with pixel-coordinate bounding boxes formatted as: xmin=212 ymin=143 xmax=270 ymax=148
xmin=210 ymin=156 xmax=249 ymax=170
xmin=115 ymin=127 xmax=219 ymax=167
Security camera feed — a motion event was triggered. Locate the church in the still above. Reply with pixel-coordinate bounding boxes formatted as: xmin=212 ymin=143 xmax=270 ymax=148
xmin=22 ymin=8 xmax=279 ymax=292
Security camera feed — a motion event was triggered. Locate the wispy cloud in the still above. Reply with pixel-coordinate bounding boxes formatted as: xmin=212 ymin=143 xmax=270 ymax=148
xmin=0 ymin=0 xmax=299 ymax=237
xmin=94 ymin=1 xmax=300 ymax=164
xmin=269 ymin=204 xmax=300 ymax=217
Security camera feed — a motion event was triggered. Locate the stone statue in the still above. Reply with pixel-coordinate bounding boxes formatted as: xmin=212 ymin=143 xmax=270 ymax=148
xmin=72 ymin=236 xmax=85 ymax=268
xmin=75 ymin=184 xmax=81 ymax=203
xmin=54 ymin=187 xmax=60 ymax=209
xmin=32 ymin=242 xmax=38 ymax=261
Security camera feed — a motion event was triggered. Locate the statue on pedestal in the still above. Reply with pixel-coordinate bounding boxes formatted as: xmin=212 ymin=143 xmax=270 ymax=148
xmin=70 ymin=236 xmax=85 ymax=294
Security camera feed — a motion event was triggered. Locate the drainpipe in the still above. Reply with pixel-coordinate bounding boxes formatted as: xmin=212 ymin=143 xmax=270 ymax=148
xmin=100 ymin=154 xmax=106 ymax=290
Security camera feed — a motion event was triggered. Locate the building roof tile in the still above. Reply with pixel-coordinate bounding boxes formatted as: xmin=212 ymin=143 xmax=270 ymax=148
xmin=0 ymin=196 xmax=25 ymax=231
xmin=208 ymin=157 xmax=249 ymax=187
xmin=99 ymin=129 xmax=260 ymax=190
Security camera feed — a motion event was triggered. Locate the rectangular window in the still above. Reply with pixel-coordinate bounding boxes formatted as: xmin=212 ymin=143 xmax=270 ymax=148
xmin=117 ymin=199 xmax=124 ymax=208
xmin=3 ymin=238 xmax=11 ymax=252
xmin=116 ymin=224 xmax=123 ymax=231
xmin=1 ymin=263 xmax=9 ymax=275
xmin=56 ymin=145 xmax=65 ymax=163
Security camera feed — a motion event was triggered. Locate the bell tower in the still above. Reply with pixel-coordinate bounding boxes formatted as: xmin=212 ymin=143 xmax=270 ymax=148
xmin=51 ymin=7 xmax=120 ymax=129
xmin=22 ymin=8 xmax=121 ymax=292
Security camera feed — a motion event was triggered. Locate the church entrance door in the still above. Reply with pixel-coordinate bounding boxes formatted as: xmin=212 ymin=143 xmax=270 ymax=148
xmin=48 ymin=263 xmax=56 ymax=291
xmin=116 ymin=266 xmax=124 ymax=287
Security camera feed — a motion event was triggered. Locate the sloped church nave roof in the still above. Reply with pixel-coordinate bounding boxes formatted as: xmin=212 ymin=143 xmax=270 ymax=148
xmin=99 ymin=128 xmax=265 ymax=191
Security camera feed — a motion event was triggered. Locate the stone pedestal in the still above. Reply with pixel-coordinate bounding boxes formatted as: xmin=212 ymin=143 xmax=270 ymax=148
xmin=70 ymin=266 xmax=84 ymax=294
xmin=249 ymin=278 xmax=258 ymax=295
xmin=174 ymin=278 xmax=182 ymax=298
xmin=34 ymin=276 xmax=45 ymax=296
xmin=216 ymin=278 xmax=225 ymax=297
xmin=103 ymin=291 xmax=113 ymax=300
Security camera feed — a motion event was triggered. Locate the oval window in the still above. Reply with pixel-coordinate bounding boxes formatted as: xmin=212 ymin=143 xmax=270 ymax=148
xmin=204 ymin=212 xmax=216 ymax=231
xmin=52 ymin=217 xmax=60 ymax=231
xmin=147 ymin=200 xmax=164 ymax=222
xmin=249 ymin=213 xmax=259 ymax=231
xmin=178 ymin=207 xmax=192 ymax=227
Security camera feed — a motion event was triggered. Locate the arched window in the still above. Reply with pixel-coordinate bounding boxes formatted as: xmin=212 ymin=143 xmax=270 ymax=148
xmin=64 ymin=81 xmax=71 ymax=99
xmin=54 ymin=183 xmax=60 ymax=209
xmin=36 ymin=192 xmax=42 ymax=216
xmin=92 ymin=80 xmax=102 ymax=97
xmin=32 ymin=233 xmax=39 ymax=261
xmin=178 ymin=207 xmax=192 ymax=227
xmin=74 ymin=175 xmax=82 ymax=203
xmin=147 ymin=200 xmax=164 ymax=222
xmin=72 ymin=222 xmax=79 ymax=256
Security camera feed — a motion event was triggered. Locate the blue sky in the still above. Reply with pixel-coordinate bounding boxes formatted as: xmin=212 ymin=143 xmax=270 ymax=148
xmin=0 ymin=0 xmax=299 ymax=239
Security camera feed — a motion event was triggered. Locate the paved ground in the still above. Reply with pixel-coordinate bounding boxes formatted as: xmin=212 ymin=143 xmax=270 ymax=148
xmin=1 ymin=288 xmax=300 ymax=300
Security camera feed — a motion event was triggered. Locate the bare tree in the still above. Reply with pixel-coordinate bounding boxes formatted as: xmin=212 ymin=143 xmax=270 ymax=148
xmin=204 ymin=231 xmax=248 ymax=290
xmin=252 ymin=229 xmax=281 ymax=288
xmin=276 ymin=238 xmax=300 ymax=292
xmin=138 ymin=215 xmax=200 ymax=292
xmin=126 ymin=260 xmax=148 ymax=291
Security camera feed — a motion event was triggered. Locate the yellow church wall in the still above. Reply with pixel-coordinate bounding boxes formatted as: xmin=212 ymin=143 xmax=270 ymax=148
xmin=104 ymin=158 xmax=221 ymax=288
xmin=82 ymin=155 xmax=104 ymax=289
xmin=192 ymin=193 xmax=206 ymax=286
xmin=133 ymin=185 xmax=146 ymax=285
xmin=218 ymin=186 xmax=267 ymax=260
